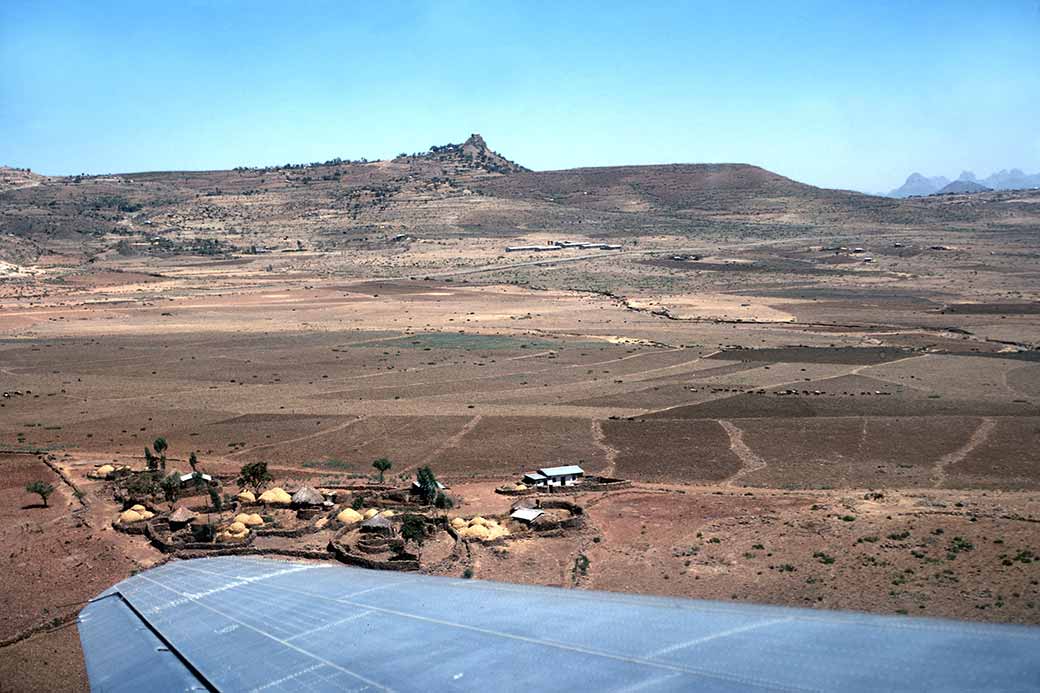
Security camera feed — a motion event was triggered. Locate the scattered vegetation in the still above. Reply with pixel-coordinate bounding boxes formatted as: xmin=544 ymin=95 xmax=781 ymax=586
xmin=25 ymin=480 xmax=55 ymax=507
xmin=947 ymin=536 xmax=974 ymax=560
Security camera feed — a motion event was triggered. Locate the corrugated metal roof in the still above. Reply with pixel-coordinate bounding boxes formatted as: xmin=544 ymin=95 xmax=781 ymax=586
xmin=522 ymin=472 xmax=546 ymax=481
xmin=510 ymin=508 xmax=545 ymax=522
xmin=79 ymin=556 xmax=1040 ymax=692
xmin=539 ymin=465 xmax=584 ymax=477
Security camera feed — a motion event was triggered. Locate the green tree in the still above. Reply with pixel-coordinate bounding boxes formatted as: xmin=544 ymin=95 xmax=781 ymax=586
xmin=414 ymin=466 xmax=440 ymax=505
xmin=400 ymin=514 xmax=428 ymax=561
xmin=372 ymin=458 xmax=392 ymax=483
xmin=144 ymin=447 xmax=158 ymax=472
xmin=25 ymin=480 xmax=55 ymax=507
xmin=160 ymin=473 xmax=180 ymax=509
xmin=144 ymin=437 xmax=168 ymax=473
xmin=237 ymin=461 xmax=273 ymax=495
xmin=207 ymin=486 xmax=222 ymax=512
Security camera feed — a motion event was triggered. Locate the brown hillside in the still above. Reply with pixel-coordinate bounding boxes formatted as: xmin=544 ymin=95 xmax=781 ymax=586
xmin=1 ymin=135 xmax=1034 ymax=264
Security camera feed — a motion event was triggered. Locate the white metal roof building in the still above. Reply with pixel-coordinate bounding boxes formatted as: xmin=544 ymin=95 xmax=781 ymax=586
xmin=523 ymin=465 xmax=584 ymax=487
xmin=510 ymin=507 xmax=545 ymax=523
xmin=539 ymin=465 xmax=584 ymax=478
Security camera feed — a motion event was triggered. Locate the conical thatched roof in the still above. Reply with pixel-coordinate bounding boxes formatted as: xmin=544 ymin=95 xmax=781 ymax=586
xmin=360 ymin=514 xmax=393 ymax=533
xmin=169 ymin=507 xmax=197 ymax=524
xmin=292 ymin=486 xmax=324 ymax=506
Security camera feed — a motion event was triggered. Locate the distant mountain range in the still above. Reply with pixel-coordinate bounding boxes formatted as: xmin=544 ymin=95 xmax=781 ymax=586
xmin=888 ymin=169 xmax=1040 ymax=197
xmin=935 ymin=180 xmax=991 ymax=195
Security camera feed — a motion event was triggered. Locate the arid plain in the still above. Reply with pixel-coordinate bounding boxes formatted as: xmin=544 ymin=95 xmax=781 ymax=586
xmin=1 ymin=139 xmax=1039 ymax=687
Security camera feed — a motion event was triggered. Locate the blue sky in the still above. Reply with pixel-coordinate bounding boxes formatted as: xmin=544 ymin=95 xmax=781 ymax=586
xmin=2 ymin=1 xmax=1038 ymax=192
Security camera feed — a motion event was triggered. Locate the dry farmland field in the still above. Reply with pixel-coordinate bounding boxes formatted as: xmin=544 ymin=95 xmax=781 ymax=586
xmin=2 ymin=151 xmax=1040 ymax=687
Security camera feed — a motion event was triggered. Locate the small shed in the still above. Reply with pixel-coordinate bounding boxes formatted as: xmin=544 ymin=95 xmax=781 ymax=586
xmin=510 ymin=508 xmax=545 ymax=525
xmin=522 ymin=472 xmax=547 ymax=485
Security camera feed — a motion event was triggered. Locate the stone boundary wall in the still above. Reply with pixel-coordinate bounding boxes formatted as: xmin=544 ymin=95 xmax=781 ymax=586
xmin=146 ymin=518 xmax=256 ymax=553
xmin=528 ymin=499 xmax=586 ymax=532
xmin=173 ymin=547 xmax=335 ymax=561
xmin=329 ymin=536 xmax=420 ymax=572
xmin=112 ymin=520 xmax=149 ymax=535
xmin=495 ymin=476 xmax=631 ymax=496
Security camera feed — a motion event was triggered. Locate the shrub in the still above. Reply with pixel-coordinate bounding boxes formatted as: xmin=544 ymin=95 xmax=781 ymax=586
xmin=25 ymin=480 xmax=55 ymax=506
xmin=125 ymin=472 xmax=160 ymax=500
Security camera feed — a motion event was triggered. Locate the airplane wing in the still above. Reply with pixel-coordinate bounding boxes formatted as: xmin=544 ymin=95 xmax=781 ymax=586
xmin=78 ymin=556 xmax=1040 ymax=692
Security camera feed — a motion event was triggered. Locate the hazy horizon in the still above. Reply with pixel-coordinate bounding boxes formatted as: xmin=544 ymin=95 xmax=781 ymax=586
xmin=3 ymin=0 xmax=1038 ymax=193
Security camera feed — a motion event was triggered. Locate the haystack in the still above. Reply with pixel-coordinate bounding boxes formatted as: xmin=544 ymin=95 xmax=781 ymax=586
xmin=258 ymin=487 xmax=291 ymax=505
xmin=337 ymin=508 xmax=364 ymax=524
xmin=362 ymin=508 xmax=379 ymax=519
xmin=234 ymin=513 xmax=264 ymax=527
xmin=237 ymin=490 xmax=256 ymax=503
xmin=90 ymin=464 xmax=115 ymax=479
xmin=454 ymin=516 xmax=509 ymax=541
xmin=460 ymin=524 xmax=490 ymax=540
xmin=118 ymin=509 xmax=143 ymax=524
xmin=217 ymin=521 xmax=249 ymax=543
